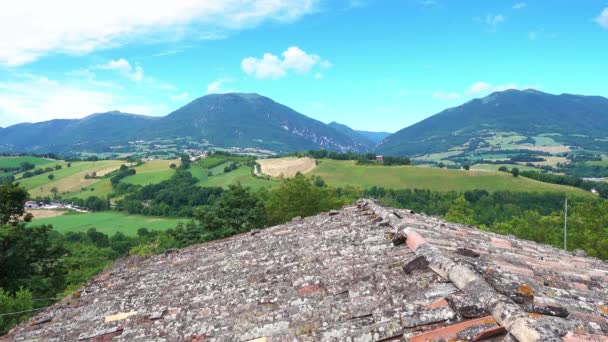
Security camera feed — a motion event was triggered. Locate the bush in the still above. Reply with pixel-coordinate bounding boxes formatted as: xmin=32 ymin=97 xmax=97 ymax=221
xmin=0 ymin=288 xmax=34 ymax=335
xmin=511 ymin=168 xmax=520 ymax=177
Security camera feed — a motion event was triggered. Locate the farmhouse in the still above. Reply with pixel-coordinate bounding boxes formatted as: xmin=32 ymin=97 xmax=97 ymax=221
xmin=24 ymin=200 xmax=40 ymax=209
xmin=6 ymin=200 xmax=608 ymax=341
xmin=375 ymin=155 xmax=384 ymax=162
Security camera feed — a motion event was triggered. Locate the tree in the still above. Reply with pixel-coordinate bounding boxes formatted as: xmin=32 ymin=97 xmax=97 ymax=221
xmin=463 ymin=165 xmax=470 ymax=171
xmin=265 ymin=174 xmax=343 ymax=225
xmin=50 ymin=187 xmax=59 ymax=199
xmin=445 ymin=195 xmax=474 ymax=224
xmin=511 ymin=167 xmax=520 ymax=177
xmin=0 ymin=184 xmax=30 ymax=225
xmin=67 ymin=162 xmax=72 ymax=168
xmin=0 ymin=288 xmax=33 ymax=335
xmin=498 ymin=166 xmax=509 ymax=172
xmin=438 ymin=162 xmax=446 ymax=169
xmin=196 ymin=183 xmax=266 ymax=233
xmin=48 ymin=174 xmax=55 ymax=181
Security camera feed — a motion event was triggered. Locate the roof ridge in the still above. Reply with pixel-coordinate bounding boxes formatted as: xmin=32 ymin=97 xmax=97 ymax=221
xmin=359 ymin=199 xmax=562 ymax=342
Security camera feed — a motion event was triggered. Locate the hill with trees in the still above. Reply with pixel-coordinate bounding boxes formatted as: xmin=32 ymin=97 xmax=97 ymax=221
xmin=378 ymin=89 xmax=608 ymax=156
xmin=0 ymin=93 xmax=374 ymax=154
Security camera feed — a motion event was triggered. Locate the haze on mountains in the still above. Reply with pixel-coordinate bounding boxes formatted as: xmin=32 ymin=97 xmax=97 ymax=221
xmin=2 ymin=89 xmax=608 ymax=157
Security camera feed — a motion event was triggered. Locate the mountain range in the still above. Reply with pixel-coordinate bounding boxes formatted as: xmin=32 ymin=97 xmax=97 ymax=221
xmin=0 ymin=93 xmax=378 ymax=154
xmin=377 ymin=89 xmax=608 ymax=156
xmin=1 ymin=90 xmax=608 ymax=156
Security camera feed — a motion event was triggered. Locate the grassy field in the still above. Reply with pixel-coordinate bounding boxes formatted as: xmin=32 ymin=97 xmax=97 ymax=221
xmin=192 ymin=164 xmax=276 ymax=190
xmin=30 ymin=211 xmax=187 ymax=236
xmin=471 ymin=163 xmax=541 ymax=172
xmin=310 ymin=159 xmax=589 ymax=195
xmin=0 ymin=156 xmax=54 ymax=169
xmin=18 ymin=160 xmax=124 ymax=197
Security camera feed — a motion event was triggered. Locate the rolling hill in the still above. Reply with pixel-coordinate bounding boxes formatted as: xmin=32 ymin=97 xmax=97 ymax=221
xmin=0 ymin=93 xmax=373 ymax=154
xmin=378 ymin=89 xmax=608 ymax=156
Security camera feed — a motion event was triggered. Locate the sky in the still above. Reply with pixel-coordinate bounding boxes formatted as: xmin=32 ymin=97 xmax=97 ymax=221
xmin=0 ymin=0 xmax=607 ymax=132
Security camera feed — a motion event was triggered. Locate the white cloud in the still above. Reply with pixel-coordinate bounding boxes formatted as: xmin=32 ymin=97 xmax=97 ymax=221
xmin=433 ymin=91 xmax=461 ymax=100
xmin=206 ymin=78 xmax=233 ymax=94
xmin=512 ymin=2 xmax=527 ymax=10
xmin=485 ymin=14 xmax=505 ymax=28
xmin=0 ymin=0 xmax=318 ymax=66
xmin=467 ymin=81 xmax=493 ymax=95
xmin=0 ymin=74 xmax=168 ymax=126
xmin=467 ymin=81 xmax=519 ymax=95
xmin=314 ymin=72 xmax=324 ymax=80
xmin=170 ymin=92 xmax=189 ymax=101
xmin=241 ymin=46 xmax=330 ymax=80
xmin=595 ymin=8 xmax=608 ymax=29
xmin=96 ymin=58 xmax=144 ymax=82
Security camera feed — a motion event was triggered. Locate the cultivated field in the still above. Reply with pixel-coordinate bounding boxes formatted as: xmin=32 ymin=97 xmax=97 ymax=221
xmin=122 ymin=159 xmax=179 ymax=186
xmin=27 ymin=209 xmax=67 ymax=219
xmin=0 ymin=156 xmax=54 ymax=169
xmin=21 ymin=160 xmax=124 ymax=198
xmin=310 ymin=160 xmax=589 ymax=195
xmin=30 ymin=212 xmax=187 ymax=236
xmin=257 ymin=157 xmax=316 ymax=177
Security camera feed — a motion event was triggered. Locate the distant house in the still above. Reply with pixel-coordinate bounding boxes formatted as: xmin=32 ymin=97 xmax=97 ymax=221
xmin=591 ymin=188 xmax=599 ymax=195
xmin=25 ymin=201 xmax=39 ymax=209
xmin=376 ymin=155 xmax=384 ymax=163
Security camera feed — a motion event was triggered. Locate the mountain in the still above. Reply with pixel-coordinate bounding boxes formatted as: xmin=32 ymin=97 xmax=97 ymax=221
xmin=327 ymin=122 xmax=390 ymax=146
xmin=355 ymin=130 xmax=391 ymax=144
xmin=378 ymin=89 xmax=608 ymax=156
xmin=0 ymin=93 xmax=370 ymax=153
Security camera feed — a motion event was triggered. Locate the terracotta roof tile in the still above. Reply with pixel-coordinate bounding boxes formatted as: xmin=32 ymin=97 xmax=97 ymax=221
xmin=4 ymin=199 xmax=608 ymax=341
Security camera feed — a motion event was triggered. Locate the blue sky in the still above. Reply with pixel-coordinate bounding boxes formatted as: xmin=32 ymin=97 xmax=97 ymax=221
xmin=0 ymin=0 xmax=607 ymax=132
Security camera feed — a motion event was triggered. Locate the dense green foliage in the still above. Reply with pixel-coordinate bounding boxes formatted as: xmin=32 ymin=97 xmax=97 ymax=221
xmin=119 ymin=170 xmax=223 ymax=217
xmin=519 ymin=170 xmax=608 ymax=198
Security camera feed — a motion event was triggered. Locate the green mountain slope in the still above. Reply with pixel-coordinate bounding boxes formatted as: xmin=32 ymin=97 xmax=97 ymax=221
xmin=378 ymin=89 xmax=608 ymax=156
xmin=0 ymin=93 xmax=369 ymax=154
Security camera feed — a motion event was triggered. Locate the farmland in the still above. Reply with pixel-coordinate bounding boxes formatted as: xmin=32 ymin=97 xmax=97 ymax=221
xmin=309 ymin=159 xmax=589 ymax=195
xmin=257 ymin=157 xmax=316 ymax=177
xmin=18 ymin=160 xmax=124 ymax=198
xmin=30 ymin=211 xmax=187 ymax=236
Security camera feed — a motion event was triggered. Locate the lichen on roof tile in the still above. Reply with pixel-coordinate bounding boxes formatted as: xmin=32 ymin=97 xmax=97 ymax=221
xmin=4 ymin=199 xmax=608 ymax=341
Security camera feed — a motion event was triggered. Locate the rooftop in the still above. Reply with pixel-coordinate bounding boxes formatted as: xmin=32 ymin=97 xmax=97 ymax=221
xmin=3 ymin=200 xmax=608 ymax=341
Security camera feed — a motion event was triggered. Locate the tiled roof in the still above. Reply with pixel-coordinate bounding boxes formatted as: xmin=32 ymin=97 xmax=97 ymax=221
xmin=3 ymin=200 xmax=608 ymax=341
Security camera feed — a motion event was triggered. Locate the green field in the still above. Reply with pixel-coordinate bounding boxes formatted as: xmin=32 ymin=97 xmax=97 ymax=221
xmin=309 ymin=160 xmax=589 ymax=195
xmin=30 ymin=211 xmax=187 ymax=236
xmin=0 ymin=156 xmax=54 ymax=169
xmin=123 ymin=169 xmax=175 ymax=185
xmin=192 ymin=164 xmax=276 ymax=190
xmin=471 ymin=163 xmax=541 ymax=172
xmin=18 ymin=160 xmax=124 ymax=197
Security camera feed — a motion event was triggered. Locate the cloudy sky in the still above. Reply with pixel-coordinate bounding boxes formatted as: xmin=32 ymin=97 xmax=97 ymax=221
xmin=0 ymin=0 xmax=607 ymax=132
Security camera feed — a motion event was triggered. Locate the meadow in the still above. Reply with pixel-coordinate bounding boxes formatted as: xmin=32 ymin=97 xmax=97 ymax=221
xmin=18 ymin=160 xmax=124 ymax=198
xmin=309 ymin=159 xmax=589 ymax=195
xmin=30 ymin=211 xmax=187 ymax=236
xmin=0 ymin=156 xmax=54 ymax=169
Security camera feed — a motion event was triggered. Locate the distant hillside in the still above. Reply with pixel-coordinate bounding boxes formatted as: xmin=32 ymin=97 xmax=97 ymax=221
xmin=328 ymin=122 xmax=390 ymax=146
xmin=0 ymin=93 xmax=370 ymax=154
xmin=378 ymin=89 xmax=608 ymax=156
xmin=355 ymin=130 xmax=391 ymax=144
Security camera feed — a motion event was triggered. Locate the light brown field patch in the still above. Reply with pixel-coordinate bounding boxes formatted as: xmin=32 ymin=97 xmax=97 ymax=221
xmin=30 ymin=161 xmax=123 ymax=197
xmin=535 ymin=156 xmax=568 ymax=166
xmin=514 ymin=144 xmax=571 ymax=153
xmin=27 ymin=209 xmax=67 ymax=219
xmin=257 ymin=157 xmax=316 ymax=178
